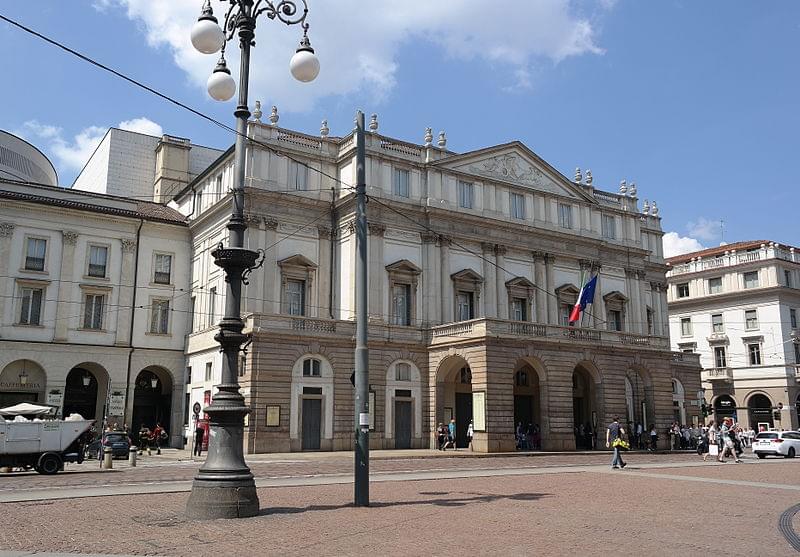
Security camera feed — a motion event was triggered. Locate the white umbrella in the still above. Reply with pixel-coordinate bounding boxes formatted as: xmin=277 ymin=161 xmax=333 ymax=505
xmin=0 ymin=402 xmax=58 ymax=417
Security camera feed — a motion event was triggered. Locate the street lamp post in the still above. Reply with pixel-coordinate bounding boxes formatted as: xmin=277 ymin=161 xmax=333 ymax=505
xmin=186 ymin=0 xmax=319 ymax=520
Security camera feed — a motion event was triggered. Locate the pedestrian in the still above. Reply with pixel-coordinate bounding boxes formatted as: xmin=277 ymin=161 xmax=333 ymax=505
xmin=606 ymin=416 xmax=627 ymax=469
xmin=467 ymin=419 xmax=474 ymax=451
xmin=151 ymin=422 xmax=166 ymax=455
xmin=448 ymin=418 xmax=457 ymax=450
xmin=138 ymin=425 xmax=151 ymax=456
xmin=649 ymin=424 xmax=657 ymax=451
xmin=194 ymin=423 xmax=204 ymax=456
xmin=718 ymin=417 xmax=742 ymax=463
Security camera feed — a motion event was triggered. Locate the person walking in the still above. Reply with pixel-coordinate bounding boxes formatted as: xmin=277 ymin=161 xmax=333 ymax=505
xmin=718 ymin=417 xmax=742 ymax=463
xmin=446 ymin=418 xmax=457 ymax=450
xmin=649 ymin=424 xmax=658 ymax=451
xmin=606 ymin=416 xmax=627 ymax=470
xmin=467 ymin=420 xmax=474 ymax=451
xmin=194 ymin=423 xmax=205 ymax=457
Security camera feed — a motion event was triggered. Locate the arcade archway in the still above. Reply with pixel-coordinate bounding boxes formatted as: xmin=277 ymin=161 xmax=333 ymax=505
xmin=0 ymin=360 xmax=46 ymax=407
xmin=572 ymin=363 xmax=598 ymax=449
xmin=747 ymin=393 xmax=773 ymax=431
xmin=62 ymin=363 xmax=108 ymax=420
xmin=131 ymin=367 xmax=172 ymax=435
xmin=713 ymin=394 xmax=737 ymax=423
xmin=512 ymin=362 xmax=543 ymax=450
xmin=435 ymin=355 xmax=473 ymax=448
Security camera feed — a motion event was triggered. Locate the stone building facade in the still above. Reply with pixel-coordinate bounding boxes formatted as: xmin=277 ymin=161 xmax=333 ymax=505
xmin=177 ymin=116 xmax=701 ymax=453
xmin=667 ymin=241 xmax=800 ymax=430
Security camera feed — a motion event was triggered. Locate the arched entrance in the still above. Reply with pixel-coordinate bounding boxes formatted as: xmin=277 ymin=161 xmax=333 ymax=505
xmin=63 ymin=364 xmax=108 ymax=420
xmin=513 ymin=364 xmax=541 ymax=450
xmin=747 ymin=393 xmax=773 ymax=431
xmin=435 ymin=356 xmax=473 ymax=448
xmin=713 ymin=394 xmax=737 ymax=423
xmin=0 ymin=360 xmax=46 ymax=406
xmin=572 ymin=364 xmax=597 ymax=449
xmin=132 ymin=367 xmax=172 ymax=435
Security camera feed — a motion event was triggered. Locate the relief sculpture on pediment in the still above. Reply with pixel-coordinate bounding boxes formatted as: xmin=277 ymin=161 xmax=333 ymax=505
xmin=468 ymin=154 xmax=554 ymax=191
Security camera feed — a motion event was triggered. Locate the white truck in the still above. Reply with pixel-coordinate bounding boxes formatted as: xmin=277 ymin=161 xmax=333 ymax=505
xmin=0 ymin=403 xmax=93 ymax=475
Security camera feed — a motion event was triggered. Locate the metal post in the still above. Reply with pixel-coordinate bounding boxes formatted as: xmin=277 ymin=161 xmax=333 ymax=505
xmin=354 ymin=111 xmax=370 ymax=506
xmin=186 ymin=6 xmax=260 ymax=520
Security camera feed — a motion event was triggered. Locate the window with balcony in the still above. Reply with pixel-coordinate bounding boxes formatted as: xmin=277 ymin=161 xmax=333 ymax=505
xmin=510 ymin=192 xmax=525 ymax=219
xmin=607 ymin=310 xmax=623 ymax=332
xmin=18 ymin=286 xmax=43 ymax=325
xmin=391 ymin=284 xmax=411 ymax=326
xmin=392 ymin=168 xmax=409 ymax=198
xmin=708 ymin=277 xmax=722 ymax=294
xmin=558 ymin=203 xmax=572 ymax=229
xmin=791 ymin=308 xmax=797 ymax=329
xmin=83 ymin=293 xmax=105 ymax=330
xmin=289 ymin=160 xmax=308 ymax=191
xmin=680 ymin=317 xmax=692 ymax=337
xmin=395 ymin=362 xmax=411 ymax=381
xmin=511 ymin=298 xmax=527 ymax=321
xmin=714 ymin=346 xmax=727 ymax=368
xmin=457 ymin=291 xmax=474 ymax=321
xmin=24 ymin=237 xmax=46 ymax=271
xmin=154 ymin=254 xmax=172 ymax=284
xmin=676 ymin=283 xmax=689 ymax=298
xmin=711 ymin=313 xmax=724 ymax=333
xmin=556 ymin=283 xmax=580 ymax=326
xmin=279 ymin=254 xmax=317 ymax=317
xmin=601 ymin=214 xmax=616 ymax=239
xmin=745 ymin=309 xmax=759 ymax=330
xmin=646 ymin=307 xmax=654 ymax=335
xmin=458 ymin=180 xmax=473 ymax=209
xmin=452 ymin=269 xmax=482 ymax=322
xmin=88 ymin=245 xmax=108 ymax=278
xmin=747 ymin=343 xmax=762 ymax=365
xmin=743 ymin=271 xmax=759 ymax=289
xmin=506 ymin=277 xmax=534 ymax=322
xmin=149 ymin=299 xmax=170 ymax=334
xmin=303 ymin=358 xmax=321 ymax=377
xmin=603 ymin=291 xmax=627 ymax=332
xmin=387 ymin=260 xmax=420 ymax=327
xmin=560 ymin=304 xmax=572 ymax=327
xmin=285 ymin=279 xmax=305 ymax=316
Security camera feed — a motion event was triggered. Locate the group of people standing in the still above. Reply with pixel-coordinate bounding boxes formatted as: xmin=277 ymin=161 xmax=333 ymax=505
xmin=437 ymin=418 xmax=474 ymax=450
xmin=696 ymin=417 xmax=751 ymax=463
xmin=517 ymin=422 xmax=542 ymax=450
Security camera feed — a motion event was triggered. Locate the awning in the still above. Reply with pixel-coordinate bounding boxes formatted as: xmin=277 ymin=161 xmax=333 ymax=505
xmin=0 ymin=402 xmax=58 ymax=417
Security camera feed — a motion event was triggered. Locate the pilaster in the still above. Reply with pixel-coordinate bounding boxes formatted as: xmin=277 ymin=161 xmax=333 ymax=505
xmin=114 ymin=238 xmax=137 ymax=345
xmin=533 ymin=251 xmax=546 ymax=324
xmin=495 ymin=245 xmax=508 ymax=320
xmin=263 ymin=218 xmax=279 ymax=314
xmin=54 ymin=230 xmax=79 ymax=341
xmin=545 ymin=254 xmax=556 ymax=325
xmin=0 ymin=223 xmax=15 ymax=326
xmin=481 ymin=243 xmax=497 ymax=318
xmin=439 ymin=237 xmax=452 ymax=322
xmin=367 ymin=223 xmax=385 ymax=322
xmin=421 ymin=233 xmax=439 ymax=325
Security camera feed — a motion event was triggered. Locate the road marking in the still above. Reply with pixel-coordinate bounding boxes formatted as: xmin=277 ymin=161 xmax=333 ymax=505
xmin=606 ymin=469 xmax=800 ymax=492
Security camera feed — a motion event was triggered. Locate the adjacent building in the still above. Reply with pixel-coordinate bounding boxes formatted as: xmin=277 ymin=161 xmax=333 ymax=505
xmin=666 ymin=241 xmax=800 ymax=430
xmin=175 ymin=115 xmax=701 ymax=453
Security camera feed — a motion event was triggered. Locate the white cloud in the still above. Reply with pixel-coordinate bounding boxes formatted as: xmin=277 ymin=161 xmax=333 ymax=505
xmin=663 ymin=232 xmax=705 ymax=258
xmin=102 ymin=0 xmax=606 ymax=112
xmin=687 ymin=217 xmax=721 ymax=243
xmin=22 ymin=117 xmax=162 ymax=174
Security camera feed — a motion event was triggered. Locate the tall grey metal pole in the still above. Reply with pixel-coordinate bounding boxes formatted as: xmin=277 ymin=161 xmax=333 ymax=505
xmin=354 ymin=110 xmax=370 ymax=506
xmin=186 ymin=5 xmax=259 ymax=520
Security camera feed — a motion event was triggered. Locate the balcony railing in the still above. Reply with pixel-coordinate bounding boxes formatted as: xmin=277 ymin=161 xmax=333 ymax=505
xmin=668 ymin=243 xmax=799 ymax=276
xmin=702 ymin=367 xmax=734 ymax=382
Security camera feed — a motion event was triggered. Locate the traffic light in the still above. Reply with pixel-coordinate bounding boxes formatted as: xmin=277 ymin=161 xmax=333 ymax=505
xmin=701 ymin=403 xmax=708 ymax=418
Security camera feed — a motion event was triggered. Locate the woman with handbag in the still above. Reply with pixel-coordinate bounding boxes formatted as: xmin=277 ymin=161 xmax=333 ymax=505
xmin=606 ymin=416 xmax=627 ymax=470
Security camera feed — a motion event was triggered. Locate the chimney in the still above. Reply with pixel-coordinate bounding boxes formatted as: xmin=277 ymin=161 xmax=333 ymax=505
xmin=153 ymin=135 xmax=191 ymax=204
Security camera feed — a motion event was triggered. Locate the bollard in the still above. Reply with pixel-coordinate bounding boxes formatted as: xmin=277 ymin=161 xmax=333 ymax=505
xmin=103 ymin=446 xmax=113 ymax=469
xmin=128 ymin=446 xmax=137 ymax=467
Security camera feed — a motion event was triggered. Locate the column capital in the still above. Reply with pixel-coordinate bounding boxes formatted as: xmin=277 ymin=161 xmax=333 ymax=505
xmin=263 ymin=217 xmax=279 ymax=230
xmin=421 ymin=232 xmax=439 ymax=244
xmin=494 ymin=244 xmax=507 ymax=257
xmin=578 ymin=258 xmax=593 ymax=272
xmin=532 ymin=250 xmax=546 ymax=262
xmin=437 ymin=236 xmax=451 ymax=248
xmin=367 ymin=222 xmax=386 ymax=237
xmin=624 ymin=267 xmax=639 ymax=278
xmin=62 ymin=230 xmax=79 ymax=245
xmin=636 ymin=270 xmax=647 ymax=281
xmin=0 ymin=222 xmax=14 ymax=238
xmin=544 ymin=253 xmax=556 ymax=264
xmin=243 ymin=213 xmax=262 ymax=228
xmin=481 ymin=242 xmax=495 ymax=254
xmin=121 ymin=239 xmax=137 ymax=253
xmin=317 ymin=225 xmax=334 ymax=240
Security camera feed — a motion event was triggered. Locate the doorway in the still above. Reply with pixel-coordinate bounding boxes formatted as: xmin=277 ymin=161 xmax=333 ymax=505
xmin=301 ymin=398 xmax=321 ymax=450
xmin=394 ymin=399 xmax=412 ymax=449
xmin=132 ymin=369 xmax=171 ymax=435
xmin=455 ymin=392 xmax=473 ymax=448
xmin=63 ymin=368 xmax=99 ymax=420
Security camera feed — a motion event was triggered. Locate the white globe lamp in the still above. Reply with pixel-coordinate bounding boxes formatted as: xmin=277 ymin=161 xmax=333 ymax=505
xmin=290 ymin=36 xmax=320 ymax=83
xmin=207 ymin=58 xmax=236 ymax=101
xmin=191 ymin=6 xmax=225 ymax=54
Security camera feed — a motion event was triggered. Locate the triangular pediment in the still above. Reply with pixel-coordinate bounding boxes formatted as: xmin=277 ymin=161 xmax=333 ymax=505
xmin=278 ymin=254 xmax=317 ymax=268
xmin=386 ymin=259 xmax=422 ymax=274
xmin=434 ymin=141 xmax=594 ymax=202
xmin=451 ymin=268 xmax=484 ymax=283
xmin=603 ymin=290 xmax=628 ymax=303
xmin=555 ymin=283 xmax=580 ymax=297
xmin=506 ymin=276 xmax=535 ymax=289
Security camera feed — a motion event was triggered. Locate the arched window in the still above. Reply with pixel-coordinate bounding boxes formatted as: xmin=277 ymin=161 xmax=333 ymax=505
xmin=515 ymin=370 xmax=528 ymax=387
xmin=459 ymin=367 xmax=472 ymax=384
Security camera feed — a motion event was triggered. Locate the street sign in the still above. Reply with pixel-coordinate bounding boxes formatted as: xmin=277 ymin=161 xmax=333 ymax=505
xmin=193 ymin=402 xmax=201 ymax=416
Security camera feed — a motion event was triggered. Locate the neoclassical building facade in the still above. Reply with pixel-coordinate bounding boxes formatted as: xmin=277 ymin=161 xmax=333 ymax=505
xmin=176 ymin=115 xmax=701 ymax=452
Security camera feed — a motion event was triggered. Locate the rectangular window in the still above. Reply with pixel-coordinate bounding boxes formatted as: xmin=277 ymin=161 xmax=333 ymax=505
xmin=743 ymin=271 xmax=759 ymax=289
xmin=25 ymin=238 xmax=46 ymax=271
xmin=748 ymin=343 xmax=762 ymax=365
xmin=456 ymin=291 xmax=474 ymax=321
xmin=791 ymin=308 xmax=797 ymax=329
xmin=83 ymin=294 xmax=104 ymax=330
xmin=677 ymin=283 xmax=689 ymax=298
xmin=19 ymin=287 xmax=43 ymax=325
xmin=395 ymin=362 xmax=410 ymax=381
xmin=560 ymin=304 xmax=572 ymax=327
xmin=458 ymin=180 xmax=473 ymax=209
xmin=714 ymin=346 xmax=727 ymax=368
xmin=150 ymin=299 xmax=170 ymax=334
xmin=745 ymin=309 xmax=758 ymax=330
xmin=646 ymin=308 xmax=654 ymax=335
xmin=511 ymin=297 xmax=527 ymax=321
xmin=302 ymin=358 xmax=321 ymax=377
xmin=205 ymin=362 xmax=212 ymax=382
xmin=711 ymin=313 xmax=724 ymax=333
xmin=601 ymin=214 xmax=616 ymax=239
xmin=680 ymin=317 xmax=692 ymax=336
xmin=558 ymin=203 xmax=573 ymax=229
xmin=285 ymin=279 xmax=305 ymax=316
xmin=88 ymin=245 xmax=108 ymax=278
xmin=708 ymin=277 xmax=722 ymax=294
xmin=794 ymin=343 xmax=800 ymax=364
xmin=289 ymin=160 xmax=308 ymax=191
xmin=186 ymin=366 xmax=192 ymax=384
xmin=392 ymin=168 xmax=409 ymax=198
xmin=391 ymin=283 xmax=411 ymax=326
xmin=154 ymin=254 xmax=172 ymax=284
xmin=785 ymin=269 xmax=792 ymax=288
xmin=510 ymin=192 xmax=525 ymax=219
xmin=208 ymin=287 xmax=217 ymax=326
xmin=607 ymin=310 xmax=622 ymax=332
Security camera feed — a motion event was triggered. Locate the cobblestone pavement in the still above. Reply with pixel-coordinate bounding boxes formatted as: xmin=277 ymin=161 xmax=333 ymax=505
xmin=1 ymin=459 xmax=799 ymax=556
xmin=0 ymin=450 xmax=709 ymax=492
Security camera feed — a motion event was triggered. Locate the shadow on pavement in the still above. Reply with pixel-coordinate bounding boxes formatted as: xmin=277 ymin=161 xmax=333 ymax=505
xmin=259 ymin=490 xmax=549 ymax=516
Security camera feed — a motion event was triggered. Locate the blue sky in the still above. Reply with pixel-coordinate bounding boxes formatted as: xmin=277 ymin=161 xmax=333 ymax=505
xmin=2 ymin=1 xmax=798 ymax=256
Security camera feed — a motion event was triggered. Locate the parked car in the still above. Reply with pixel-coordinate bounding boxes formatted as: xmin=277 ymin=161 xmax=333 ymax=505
xmin=752 ymin=431 xmax=800 ymax=458
xmin=86 ymin=432 xmax=131 ymax=460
